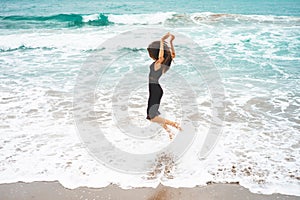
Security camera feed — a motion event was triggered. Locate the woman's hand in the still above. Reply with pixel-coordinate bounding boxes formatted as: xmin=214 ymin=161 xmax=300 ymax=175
xmin=161 ymin=32 xmax=170 ymax=41
xmin=171 ymin=52 xmax=176 ymax=59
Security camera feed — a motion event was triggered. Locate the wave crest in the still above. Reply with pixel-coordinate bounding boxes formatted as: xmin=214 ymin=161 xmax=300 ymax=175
xmin=0 ymin=13 xmax=113 ymax=28
xmin=0 ymin=12 xmax=299 ymax=29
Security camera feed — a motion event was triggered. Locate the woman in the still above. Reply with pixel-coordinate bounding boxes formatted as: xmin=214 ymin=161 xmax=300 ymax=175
xmin=146 ymin=32 xmax=182 ymax=139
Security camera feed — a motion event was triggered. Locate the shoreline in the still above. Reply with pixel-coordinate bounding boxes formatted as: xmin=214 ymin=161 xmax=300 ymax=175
xmin=0 ymin=181 xmax=299 ymax=200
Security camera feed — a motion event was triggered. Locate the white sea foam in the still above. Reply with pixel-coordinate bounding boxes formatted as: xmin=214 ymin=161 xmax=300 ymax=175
xmin=190 ymin=12 xmax=300 ymax=24
xmin=82 ymin=14 xmax=100 ymax=23
xmin=108 ymin=12 xmax=175 ymax=25
xmin=0 ymin=28 xmax=115 ymax=51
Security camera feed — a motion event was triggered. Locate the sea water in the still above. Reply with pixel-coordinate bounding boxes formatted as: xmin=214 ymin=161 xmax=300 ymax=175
xmin=0 ymin=0 xmax=299 ymax=196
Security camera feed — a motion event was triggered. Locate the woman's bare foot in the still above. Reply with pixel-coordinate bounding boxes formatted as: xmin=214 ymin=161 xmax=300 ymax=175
xmin=162 ymin=123 xmax=174 ymax=140
xmin=165 ymin=120 xmax=182 ymax=131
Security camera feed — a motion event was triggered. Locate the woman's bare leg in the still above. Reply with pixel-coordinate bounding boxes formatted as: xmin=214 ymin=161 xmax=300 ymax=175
xmin=150 ymin=116 xmax=174 ymax=139
xmin=150 ymin=116 xmax=166 ymax=124
xmin=150 ymin=116 xmax=182 ymax=139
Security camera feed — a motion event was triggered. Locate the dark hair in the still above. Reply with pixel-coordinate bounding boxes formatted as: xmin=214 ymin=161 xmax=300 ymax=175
xmin=147 ymin=40 xmax=173 ymax=73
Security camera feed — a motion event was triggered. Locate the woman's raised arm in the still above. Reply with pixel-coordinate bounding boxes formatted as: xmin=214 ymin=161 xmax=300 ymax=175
xmin=154 ymin=32 xmax=170 ymax=71
xmin=170 ymin=34 xmax=175 ymax=59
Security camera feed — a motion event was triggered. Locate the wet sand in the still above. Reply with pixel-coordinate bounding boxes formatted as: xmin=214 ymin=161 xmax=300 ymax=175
xmin=0 ymin=181 xmax=299 ymax=200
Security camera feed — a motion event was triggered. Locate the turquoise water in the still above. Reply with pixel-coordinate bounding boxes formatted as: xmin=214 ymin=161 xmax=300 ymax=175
xmin=1 ymin=0 xmax=299 ymax=29
xmin=0 ymin=0 xmax=300 ymax=196
xmin=1 ymin=0 xmax=300 ymax=16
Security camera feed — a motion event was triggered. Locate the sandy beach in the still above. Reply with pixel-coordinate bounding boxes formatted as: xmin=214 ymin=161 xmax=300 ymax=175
xmin=0 ymin=181 xmax=299 ymax=200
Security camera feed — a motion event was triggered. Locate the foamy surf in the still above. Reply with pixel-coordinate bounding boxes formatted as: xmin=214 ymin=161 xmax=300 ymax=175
xmin=0 ymin=6 xmax=299 ymax=198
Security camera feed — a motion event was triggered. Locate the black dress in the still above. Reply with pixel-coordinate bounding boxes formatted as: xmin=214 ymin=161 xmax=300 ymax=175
xmin=146 ymin=62 xmax=163 ymax=120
